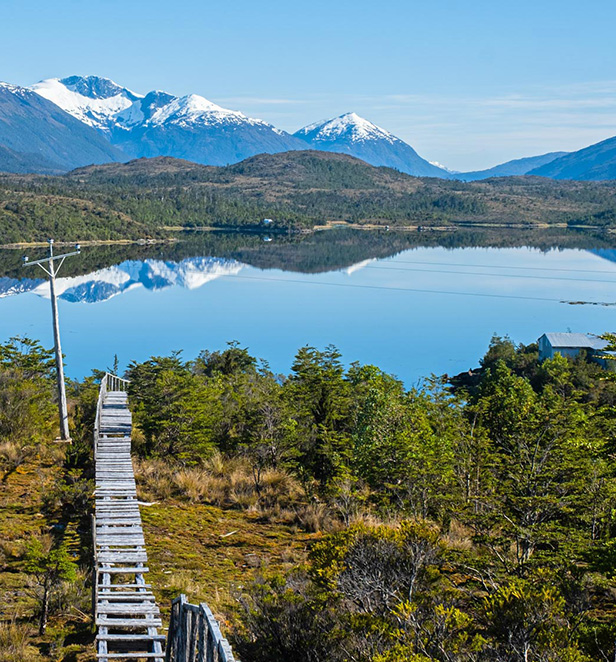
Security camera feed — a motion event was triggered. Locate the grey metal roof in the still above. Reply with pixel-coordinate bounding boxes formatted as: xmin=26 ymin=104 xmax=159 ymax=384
xmin=543 ymin=332 xmax=609 ymax=350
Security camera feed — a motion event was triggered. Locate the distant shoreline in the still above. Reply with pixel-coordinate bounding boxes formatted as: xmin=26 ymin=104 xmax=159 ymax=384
xmin=0 ymin=221 xmax=613 ymax=250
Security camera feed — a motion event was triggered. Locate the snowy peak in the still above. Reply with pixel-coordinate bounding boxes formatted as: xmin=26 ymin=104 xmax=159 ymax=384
xmin=296 ymin=112 xmax=397 ymax=145
xmin=294 ymin=112 xmax=450 ymax=178
xmin=31 ymin=76 xmax=142 ymax=133
xmin=146 ymin=93 xmax=254 ymax=128
xmin=60 ymin=75 xmax=141 ymax=101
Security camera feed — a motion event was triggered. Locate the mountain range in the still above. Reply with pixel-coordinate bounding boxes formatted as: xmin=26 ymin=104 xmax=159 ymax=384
xmin=31 ymin=76 xmax=307 ymax=166
xmin=527 ymin=136 xmax=616 ymax=180
xmin=0 ymin=74 xmax=614 ymax=181
xmin=457 ymin=151 xmax=569 ymax=182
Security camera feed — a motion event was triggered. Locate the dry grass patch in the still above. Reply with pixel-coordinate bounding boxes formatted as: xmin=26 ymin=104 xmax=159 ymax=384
xmin=0 ymin=619 xmax=39 ymax=662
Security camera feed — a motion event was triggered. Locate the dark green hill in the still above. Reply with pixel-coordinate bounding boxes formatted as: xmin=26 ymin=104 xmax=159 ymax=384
xmin=2 ymin=151 xmax=616 ymax=243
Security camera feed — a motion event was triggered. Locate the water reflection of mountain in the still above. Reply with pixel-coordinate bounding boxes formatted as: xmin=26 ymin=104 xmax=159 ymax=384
xmin=0 ymin=257 xmax=243 ymax=303
xmin=589 ymin=249 xmax=616 ymax=265
xmin=1 ymin=227 xmax=615 ymax=295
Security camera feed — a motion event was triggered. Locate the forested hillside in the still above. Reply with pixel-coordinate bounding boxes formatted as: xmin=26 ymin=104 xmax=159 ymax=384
xmin=2 ymin=152 xmax=616 ymax=243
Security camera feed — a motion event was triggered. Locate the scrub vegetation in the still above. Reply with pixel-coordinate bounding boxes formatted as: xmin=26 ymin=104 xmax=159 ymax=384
xmin=1 ymin=334 xmax=616 ymax=660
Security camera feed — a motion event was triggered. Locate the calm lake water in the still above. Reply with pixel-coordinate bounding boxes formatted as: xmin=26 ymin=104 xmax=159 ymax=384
xmin=1 ymin=231 xmax=616 ymax=384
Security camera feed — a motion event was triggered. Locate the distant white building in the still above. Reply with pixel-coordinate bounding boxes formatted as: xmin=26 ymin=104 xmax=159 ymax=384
xmin=538 ymin=332 xmax=612 ymax=366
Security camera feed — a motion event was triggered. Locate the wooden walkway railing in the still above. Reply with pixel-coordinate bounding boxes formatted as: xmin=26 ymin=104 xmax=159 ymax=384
xmin=165 ymin=596 xmax=236 ymax=662
xmin=93 ymin=373 xmax=237 ymax=662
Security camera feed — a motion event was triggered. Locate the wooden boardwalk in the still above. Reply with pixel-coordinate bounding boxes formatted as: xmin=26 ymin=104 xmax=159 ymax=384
xmin=94 ymin=375 xmax=164 ymax=661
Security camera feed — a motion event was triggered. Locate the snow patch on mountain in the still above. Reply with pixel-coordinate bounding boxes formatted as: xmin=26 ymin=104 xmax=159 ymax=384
xmin=344 ymin=258 xmax=376 ymax=275
xmin=430 ymin=161 xmax=458 ymax=173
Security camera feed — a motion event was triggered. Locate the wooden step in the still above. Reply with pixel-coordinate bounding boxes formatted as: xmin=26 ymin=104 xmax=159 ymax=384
xmin=97 ymin=539 xmax=145 ymax=547
xmin=96 ymin=617 xmax=162 ymax=628
xmin=98 ymin=584 xmax=152 ymax=589
xmin=96 ymin=633 xmax=165 ymax=641
xmin=97 ymin=656 xmax=163 ymax=660
xmin=97 ymin=602 xmax=160 ymax=616
xmin=97 ymin=553 xmax=148 ymax=564
xmin=97 ymin=596 xmax=155 ymax=602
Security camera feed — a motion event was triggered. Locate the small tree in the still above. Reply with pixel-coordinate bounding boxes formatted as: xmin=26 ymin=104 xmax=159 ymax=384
xmin=24 ymin=536 xmax=77 ymax=635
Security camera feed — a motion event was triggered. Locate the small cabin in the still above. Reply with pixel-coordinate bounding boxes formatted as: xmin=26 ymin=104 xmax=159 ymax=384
xmin=538 ymin=332 xmax=613 ymax=367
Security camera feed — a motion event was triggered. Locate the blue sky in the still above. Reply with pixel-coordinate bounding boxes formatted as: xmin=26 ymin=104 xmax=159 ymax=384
xmin=3 ymin=0 xmax=616 ymax=170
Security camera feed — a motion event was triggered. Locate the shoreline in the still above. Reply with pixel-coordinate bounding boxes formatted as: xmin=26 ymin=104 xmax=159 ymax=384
xmin=0 ymin=237 xmax=178 ymax=250
xmin=0 ymin=221 xmax=612 ymax=250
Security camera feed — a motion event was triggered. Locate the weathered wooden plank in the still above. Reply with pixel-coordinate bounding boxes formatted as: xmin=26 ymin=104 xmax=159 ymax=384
xmin=97 ymin=633 xmax=166 ymax=641
xmin=98 ymin=604 xmax=160 ymax=615
xmin=97 ymin=594 xmax=155 ymax=602
xmin=96 ymin=525 xmax=143 ymax=532
xmin=96 ymin=654 xmax=164 ymax=659
xmin=98 ymin=584 xmax=152 ymax=590
xmin=97 ymin=553 xmax=148 ymax=564
xmin=96 ymin=617 xmax=162 ymax=628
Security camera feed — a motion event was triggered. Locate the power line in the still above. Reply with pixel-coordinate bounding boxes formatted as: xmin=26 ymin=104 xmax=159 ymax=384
xmin=363 ymin=264 xmax=616 ymax=284
xmin=230 ymin=273 xmax=616 ymax=306
xmin=381 ymin=258 xmax=616 ymax=275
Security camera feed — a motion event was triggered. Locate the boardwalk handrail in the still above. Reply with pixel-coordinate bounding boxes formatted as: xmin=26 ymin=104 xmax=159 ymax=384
xmin=94 ymin=372 xmax=130 ymax=451
xmin=165 ymin=595 xmax=236 ymax=662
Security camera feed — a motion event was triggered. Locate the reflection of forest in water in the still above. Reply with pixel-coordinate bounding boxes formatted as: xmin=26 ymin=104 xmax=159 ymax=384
xmin=1 ymin=227 xmax=615 ymax=280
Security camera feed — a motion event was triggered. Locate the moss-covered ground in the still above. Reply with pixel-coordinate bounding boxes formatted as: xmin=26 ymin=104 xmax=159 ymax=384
xmin=141 ymin=499 xmax=316 ymax=629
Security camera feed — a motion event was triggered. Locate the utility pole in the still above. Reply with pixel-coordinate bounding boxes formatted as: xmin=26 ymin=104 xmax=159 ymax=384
xmin=23 ymin=239 xmax=81 ymax=441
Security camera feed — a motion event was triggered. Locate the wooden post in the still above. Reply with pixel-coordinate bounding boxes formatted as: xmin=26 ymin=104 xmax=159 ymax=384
xmin=188 ymin=607 xmax=199 ymax=662
xmin=197 ymin=605 xmax=206 ymax=662
xmin=179 ymin=595 xmax=188 ymax=662
xmin=166 ymin=598 xmax=179 ymax=662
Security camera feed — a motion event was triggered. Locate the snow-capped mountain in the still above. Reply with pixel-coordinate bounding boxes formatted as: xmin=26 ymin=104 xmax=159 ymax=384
xmin=0 ymin=257 xmax=244 ymax=304
xmin=31 ymin=76 xmax=142 ymax=135
xmin=0 ymin=81 xmax=124 ymax=173
xmin=294 ymin=112 xmax=450 ymax=178
xmin=32 ymin=75 xmax=307 ymax=166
